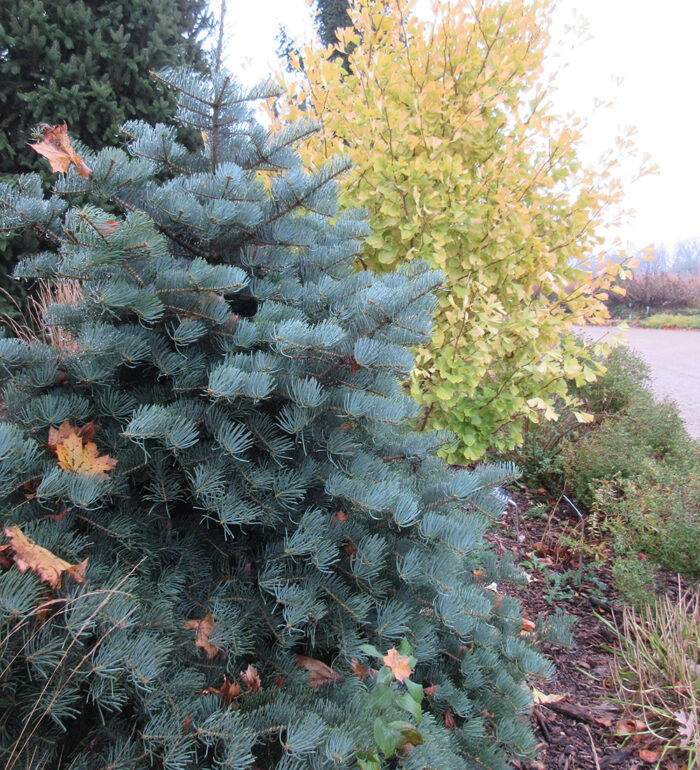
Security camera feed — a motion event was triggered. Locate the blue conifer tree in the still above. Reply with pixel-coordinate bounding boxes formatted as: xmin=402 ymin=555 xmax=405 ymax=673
xmin=0 ymin=67 xmax=552 ymax=769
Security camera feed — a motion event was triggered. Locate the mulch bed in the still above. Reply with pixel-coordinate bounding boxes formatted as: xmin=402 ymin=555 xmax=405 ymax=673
xmin=486 ymin=487 xmax=673 ymax=770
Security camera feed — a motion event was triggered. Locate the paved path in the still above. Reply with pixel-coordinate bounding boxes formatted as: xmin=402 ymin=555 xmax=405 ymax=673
xmin=575 ymin=326 xmax=700 ymax=441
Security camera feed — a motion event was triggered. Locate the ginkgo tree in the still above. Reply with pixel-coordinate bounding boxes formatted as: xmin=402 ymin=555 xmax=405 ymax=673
xmin=273 ymin=0 xmax=647 ymax=461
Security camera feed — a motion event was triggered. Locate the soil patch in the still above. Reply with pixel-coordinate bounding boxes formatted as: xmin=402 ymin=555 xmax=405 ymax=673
xmin=489 ymin=488 xmax=684 ymax=770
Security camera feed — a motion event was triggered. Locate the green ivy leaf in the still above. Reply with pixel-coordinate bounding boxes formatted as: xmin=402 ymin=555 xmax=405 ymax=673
xmin=395 ymin=691 xmax=422 ymax=723
xmin=373 ymin=716 xmax=402 ymax=758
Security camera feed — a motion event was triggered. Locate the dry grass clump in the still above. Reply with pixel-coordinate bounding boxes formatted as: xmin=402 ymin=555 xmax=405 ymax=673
xmin=609 ymin=587 xmax=699 ymax=767
xmin=1 ymin=279 xmax=82 ymax=354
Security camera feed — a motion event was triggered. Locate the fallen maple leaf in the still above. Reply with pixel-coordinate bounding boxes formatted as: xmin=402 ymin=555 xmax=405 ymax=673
xmin=296 ymin=654 xmax=344 ymax=691
xmin=3 ymin=526 xmax=87 ymax=589
xmin=240 ymin=665 xmax=261 ymax=693
xmin=184 ymin=612 xmax=224 ymax=659
xmin=383 ymin=648 xmax=412 ymax=683
xmin=29 ymin=123 xmax=91 ymax=178
xmin=48 ymin=422 xmax=116 ymax=477
xmin=56 ymin=432 xmax=117 ymax=476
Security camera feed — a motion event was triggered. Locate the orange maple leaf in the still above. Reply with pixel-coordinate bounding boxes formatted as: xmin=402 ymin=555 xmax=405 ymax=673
xmin=29 ymin=123 xmax=91 ymax=178
xmin=48 ymin=422 xmax=116 ymax=477
xmin=295 ymin=655 xmax=344 ymax=691
xmin=3 ymin=526 xmax=87 ymax=589
xmin=383 ymin=647 xmax=413 ymax=683
xmin=184 ymin=612 xmax=224 ymax=659
xmin=183 ymin=612 xmax=225 ymax=658
xmin=55 ymin=432 xmax=117 ymax=476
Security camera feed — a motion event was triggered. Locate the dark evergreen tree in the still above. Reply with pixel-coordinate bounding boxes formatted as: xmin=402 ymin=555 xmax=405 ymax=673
xmin=0 ymin=66 xmax=553 ymax=769
xmin=0 ymin=0 xmax=211 ymax=310
xmin=276 ymin=0 xmax=353 ymax=73
xmin=314 ymin=0 xmax=352 ymax=48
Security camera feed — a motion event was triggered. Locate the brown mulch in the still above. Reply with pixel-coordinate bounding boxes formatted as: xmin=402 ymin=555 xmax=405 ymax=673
xmin=486 ymin=487 xmax=673 ymax=770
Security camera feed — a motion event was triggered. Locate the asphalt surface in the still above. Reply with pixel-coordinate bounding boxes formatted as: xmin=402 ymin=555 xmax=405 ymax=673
xmin=576 ymin=325 xmax=700 ymax=441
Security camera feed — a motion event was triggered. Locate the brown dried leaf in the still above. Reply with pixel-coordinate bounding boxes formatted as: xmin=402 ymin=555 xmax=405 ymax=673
xmin=0 ymin=544 xmax=14 ymax=570
xmin=674 ymin=709 xmax=696 ymax=748
xmin=296 ymin=654 xmax=344 ymax=691
xmin=240 ymin=665 xmax=261 ymax=693
xmin=350 ymin=658 xmax=369 ymax=679
xmin=638 ymin=749 xmax=661 ymax=763
xmin=29 ymin=123 xmax=91 ymax=178
xmin=444 ymin=710 xmax=456 ymax=729
xmin=203 ymin=676 xmax=241 ymax=706
xmin=48 ymin=421 xmax=100 ymax=451
xmin=522 ymin=618 xmax=537 ymax=632
xmin=3 ymin=526 xmax=87 ymax=589
xmin=184 ymin=612 xmax=224 ymax=659
xmin=423 ymin=684 xmax=438 ymax=697
xmin=615 ymin=718 xmax=647 ymax=736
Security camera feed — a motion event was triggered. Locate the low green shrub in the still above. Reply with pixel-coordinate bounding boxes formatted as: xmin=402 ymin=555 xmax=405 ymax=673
xmin=509 ymin=340 xmax=700 ymax=596
xmin=601 ymin=460 xmax=700 ymax=581
xmin=639 ymin=313 xmax=700 ymax=329
xmin=562 ymin=394 xmax=692 ymax=509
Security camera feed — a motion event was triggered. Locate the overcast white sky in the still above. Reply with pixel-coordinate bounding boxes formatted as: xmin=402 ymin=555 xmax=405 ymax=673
xmin=223 ymin=0 xmax=700 ymax=251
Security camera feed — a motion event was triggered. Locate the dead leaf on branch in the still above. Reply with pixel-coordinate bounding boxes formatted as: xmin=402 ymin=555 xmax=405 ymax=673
xmin=47 ymin=421 xmax=116 ymax=477
xmin=295 ymin=655 xmax=344 ymax=691
xmin=202 ymin=676 xmax=241 ymax=706
xmin=29 ymin=123 xmax=91 ymax=178
xmin=183 ymin=612 xmax=225 ymax=659
xmin=3 ymin=526 xmax=87 ymax=589
xmin=240 ymin=665 xmax=261 ymax=693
